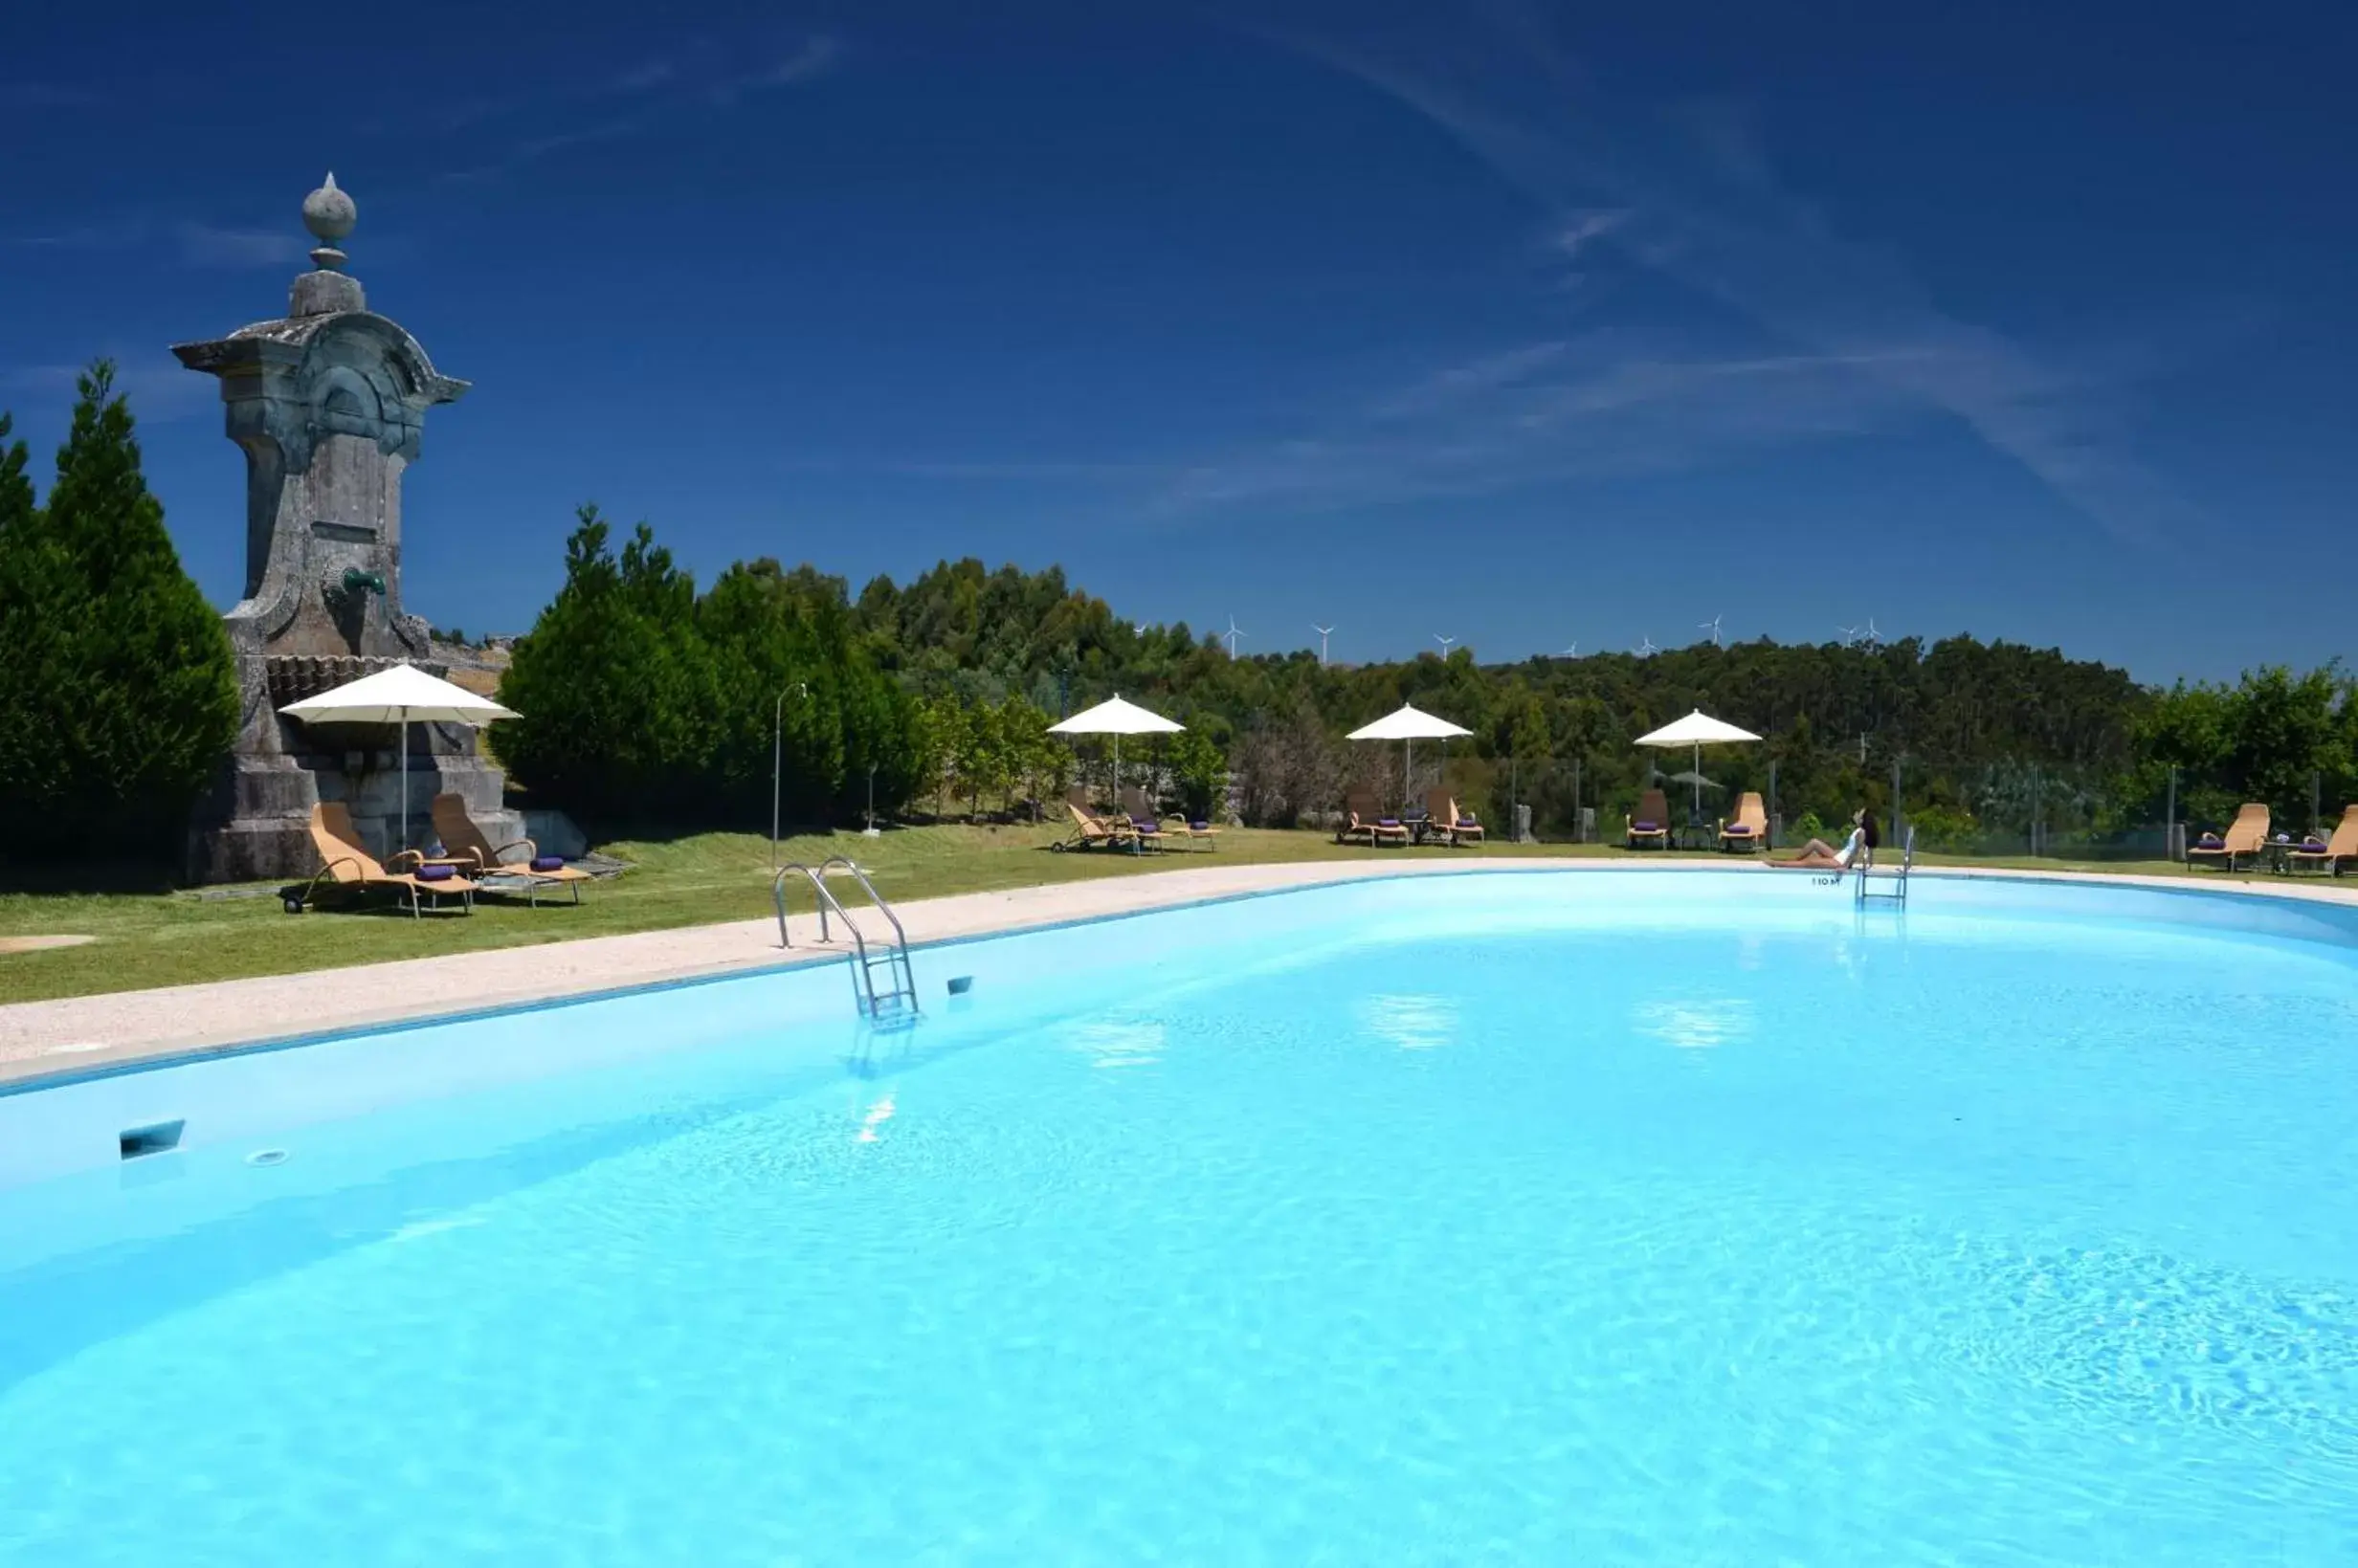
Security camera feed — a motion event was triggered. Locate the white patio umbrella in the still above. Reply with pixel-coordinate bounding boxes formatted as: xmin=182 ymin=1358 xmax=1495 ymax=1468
xmin=1346 ymin=703 xmax=1472 ymax=809
xmin=1633 ymin=709 xmax=1760 ymax=821
xmin=1047 ymin=694 xmax=1184 ymax=795
xmin=279 ymin=663 xmax=519 ymax=852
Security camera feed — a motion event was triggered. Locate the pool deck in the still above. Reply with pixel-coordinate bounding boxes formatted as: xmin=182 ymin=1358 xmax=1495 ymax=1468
xmin=3 ymin=857 xmax=2353 ymax=1090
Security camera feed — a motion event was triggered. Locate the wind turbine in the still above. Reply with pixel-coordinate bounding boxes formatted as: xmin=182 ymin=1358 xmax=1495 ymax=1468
xmin=1699 ymin=613 xmax=1724 ymax=648
xmin=1864 ymin=617 xmax=1882 ymax=648
xmin=1435 ymin=633 xmax=1457 ymax=657
xmin=1132 ymin=620 xmax=1148 ymax=636
xmin=1312 ymin=624 xmax=1334 ymax=666
xmin=1636 ymin=633 xmax=1657 ymax=657
xmin=1836 ymin=624 xmax=1860 ymax=649
xmin=1220 ymin=614 xmax=1247 ymax=657
xmin=1559 ymin=640 xmax=1579 ymax=659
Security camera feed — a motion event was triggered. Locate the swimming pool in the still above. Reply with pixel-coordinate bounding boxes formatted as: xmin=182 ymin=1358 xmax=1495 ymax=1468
xmin=4 ymin=871 xmax=2356 ymax=1564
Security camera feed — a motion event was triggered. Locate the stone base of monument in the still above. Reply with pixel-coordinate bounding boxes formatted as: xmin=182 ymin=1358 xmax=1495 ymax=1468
xmin=185 ymin=647 xmax=523 ymax=883
xmin=187 ymin=739 xmax=523 ymax=885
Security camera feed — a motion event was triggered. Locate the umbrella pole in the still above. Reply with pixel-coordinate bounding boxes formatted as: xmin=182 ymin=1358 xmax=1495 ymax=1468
xmin=400 ymin=708 xmax=411 ymax=855
xmin=1693 ymin=741 xmax=1702 ymax=821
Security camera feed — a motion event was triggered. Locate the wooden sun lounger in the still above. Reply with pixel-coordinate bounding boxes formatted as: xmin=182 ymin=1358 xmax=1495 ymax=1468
xmin=432 ymin=792 xmax=592 ymax=906
xmin=299 ymin=801 xmax=475 ymax=917
xmin=1720 ymin=791 xmax=1768 ymax=852
xmin=1058 ymin=801 xmax=1140 ymax=851
xmin=1161 ymin=817 xmax=1220 ymax=850
xmin=1337 ymin=791 xmax=1411 ymax=847
xmin=1626 ymin=788 xmax=1671 ymax=850
xmin=2187 ymin=803 xmax=2267 ymax=872
xmin=1422 ymin=788 xmax=1484 ymax=846
xmin=2286 ymin=804 xmax=2358 ymax=875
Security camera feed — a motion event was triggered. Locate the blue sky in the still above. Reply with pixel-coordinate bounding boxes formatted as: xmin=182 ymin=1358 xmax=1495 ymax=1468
xmin=3 ymin=0 xmax=2351 ymax=682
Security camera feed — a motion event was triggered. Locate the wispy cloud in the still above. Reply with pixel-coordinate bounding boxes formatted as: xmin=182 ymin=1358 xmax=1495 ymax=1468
xmin=441 ymin=116 xmax=650 ymax=185
xmin=0 ymin=82 xmax=100 ymax=111
xmin=1555 ymin=210 xmax=1624 ymax=260
xmin=0 ymin=360 xmax=213 ymax=422
xmin=1164 ymin=336 xmax=1942 ymax=512
xmin=710 ymin=34 xmax=843 ymax=104
xmin=769 ymin=454 xmax=1168 ymax=482
xmin=1257 ymin=9 xmax=2196 ymax=548
xmin=177 ymin=222 xmax=307 ymax=269
xmin=436 ymin=31 xmax=844 ymax=182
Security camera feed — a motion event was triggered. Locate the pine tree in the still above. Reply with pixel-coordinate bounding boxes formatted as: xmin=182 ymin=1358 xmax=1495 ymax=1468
xmin=0 ymin=364 xmax=238 ymax=864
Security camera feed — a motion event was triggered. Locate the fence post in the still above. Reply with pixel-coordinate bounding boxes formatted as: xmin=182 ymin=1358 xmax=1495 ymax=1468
xmin=1768 ymin=758 xmax=1779 ymax=848
xmin=1890 ymin=758 xmax=1903 ymax=850
xmin=2314 ymin=769 xmax=2324 ymax=836
xmin=1572 ymin=757 xmax=1583 ymax=841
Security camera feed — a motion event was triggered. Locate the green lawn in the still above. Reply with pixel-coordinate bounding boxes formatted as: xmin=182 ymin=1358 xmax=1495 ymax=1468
xmin=0 ymin=824 xmax=2331 ymax=1005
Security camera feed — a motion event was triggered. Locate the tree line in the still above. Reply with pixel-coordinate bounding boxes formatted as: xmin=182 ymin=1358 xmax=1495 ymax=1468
xmin=504 ymin=531 xmax=2354 ymax=848
xmin=2 ymin=367 xmax=2351 ymax=872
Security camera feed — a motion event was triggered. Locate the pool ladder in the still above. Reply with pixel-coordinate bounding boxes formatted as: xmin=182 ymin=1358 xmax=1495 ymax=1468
xmin=772 ymin=857 xmax=921 ymax=1022
xmin=1855 ymin=825 xmax=1917 ymax=906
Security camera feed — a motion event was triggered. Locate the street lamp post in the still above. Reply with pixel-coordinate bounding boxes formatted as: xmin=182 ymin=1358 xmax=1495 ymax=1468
xmin=772 ymin=680 xmax=808 ymax=870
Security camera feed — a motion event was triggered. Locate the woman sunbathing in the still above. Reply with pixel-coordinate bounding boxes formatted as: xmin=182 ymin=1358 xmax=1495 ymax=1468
xmin=1772 ymin=809 xmax=1876 ymax=870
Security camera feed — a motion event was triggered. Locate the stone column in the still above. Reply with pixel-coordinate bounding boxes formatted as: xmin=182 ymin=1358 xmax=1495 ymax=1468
xmin=174 ymin=176 xmax=519 ymax=879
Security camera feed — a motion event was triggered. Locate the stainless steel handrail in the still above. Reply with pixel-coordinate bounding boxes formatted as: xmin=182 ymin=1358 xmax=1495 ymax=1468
xmin=771 ymin=858 xmax=919 ymax=1017
xmin=819 ymin=855 xmax=919 ymax=1012
xmin=1856 ymin=826 xmax=1917 ymax=903
xmin=771 ymin=861 xmax=834 ymax=947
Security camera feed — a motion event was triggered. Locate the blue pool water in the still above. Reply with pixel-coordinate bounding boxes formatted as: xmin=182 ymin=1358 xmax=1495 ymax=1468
xmin=4 ymin=872 xmax=2358 ymax=1564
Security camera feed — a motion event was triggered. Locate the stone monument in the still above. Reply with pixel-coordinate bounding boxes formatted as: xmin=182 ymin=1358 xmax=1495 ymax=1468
xmin=175 ymin=175 xmax=521 ymax=881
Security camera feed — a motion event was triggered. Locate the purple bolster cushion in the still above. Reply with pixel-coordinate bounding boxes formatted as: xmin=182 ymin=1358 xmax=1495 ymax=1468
xmin=1724 ymin=825 xmax=1753 ymax=835
xmin=1378 ymin=817 xmax=1401 ymax=827
xmin=2197 ymin=832 xmax=2224 ymax=848
xmin=2301 ymin=839 xmax=2328 ymax=851
xmin=531 ymin=854 xmax=565 ymax=872
xmin=1131 ymin=818 xmax=1159 ymax=831
xmin=1457 ymin=818 xmax=1479 ymax=828
xmin=1635 ymin=820 xmax=1659 ymax=832
xmin=1190 ymin=821 xmax=1211 ymax=831
xmin=415 ymin=863 xmax=455 ymax=882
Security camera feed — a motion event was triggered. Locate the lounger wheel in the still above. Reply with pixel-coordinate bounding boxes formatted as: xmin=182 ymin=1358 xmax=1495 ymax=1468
xmin=283 ymin=895 xmax=304 ymax=915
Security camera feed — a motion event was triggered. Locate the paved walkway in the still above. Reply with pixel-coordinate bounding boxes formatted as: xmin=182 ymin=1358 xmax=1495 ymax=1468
xmin=3 ymin=857 xmax=2351 ymax=1090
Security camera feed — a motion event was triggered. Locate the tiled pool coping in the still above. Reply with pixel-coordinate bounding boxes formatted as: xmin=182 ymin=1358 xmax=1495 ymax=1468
xmin=3 ymin=857 xmax=2352 ymax=1092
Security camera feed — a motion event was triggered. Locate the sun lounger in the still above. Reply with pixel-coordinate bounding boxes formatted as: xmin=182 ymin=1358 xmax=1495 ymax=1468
xmin=1626 ymin=788 xmax=1671 ymax=850
xmin=1161 ymin=817 xmax=1220 ymax=850
xmin=2287 ymin=804 xmax=2358 ymax=875
xmin=431 ymin=793 xmax=592 ymax=906
xmin=1338 ymin=790 xmax=1410 ymax=847
xmin=1720 ymin=791 xmax=1768 ymax=852
xmin=298 ymin=801 xmax=475 ymax=917
xmin=1422 ymin=788 xmax=1484 ymax=846
xmin=1058 ymin=801 xmax=1140 ymax=851
xmin=2187 ymin=803 xmax=2267 ymax=872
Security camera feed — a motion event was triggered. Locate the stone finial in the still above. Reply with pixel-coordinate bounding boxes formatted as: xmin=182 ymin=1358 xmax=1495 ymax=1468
xmin=301 ymin=172 xmax=357 ymax=271
xmin=289 ymin=173 xmax=365 ymax=317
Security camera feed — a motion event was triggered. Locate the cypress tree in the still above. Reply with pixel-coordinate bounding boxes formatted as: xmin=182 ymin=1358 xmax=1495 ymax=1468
xmin=0 ymin=364 xmax=238 ymax=864
xmin=500 ymin=505 xmax=721 ymax=828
